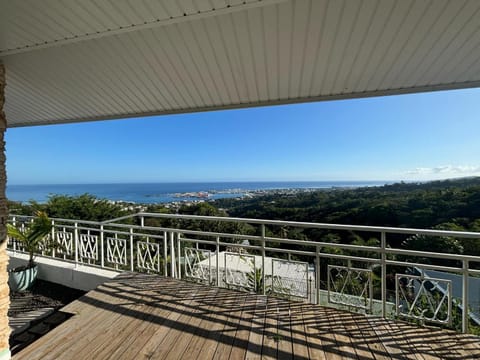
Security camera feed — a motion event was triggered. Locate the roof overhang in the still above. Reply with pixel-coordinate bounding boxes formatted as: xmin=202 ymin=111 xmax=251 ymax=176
xmin=2 ymin=0 xmax=480 ymax=127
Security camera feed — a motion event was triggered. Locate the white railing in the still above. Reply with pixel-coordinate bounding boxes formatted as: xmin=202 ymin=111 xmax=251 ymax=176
xmin=7 ymin=212 xmax=480 ymax=334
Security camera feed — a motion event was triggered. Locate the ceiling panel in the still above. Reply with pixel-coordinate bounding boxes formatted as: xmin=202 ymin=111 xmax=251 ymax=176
xmin=1 ymin=0 xmax=480 ymax=127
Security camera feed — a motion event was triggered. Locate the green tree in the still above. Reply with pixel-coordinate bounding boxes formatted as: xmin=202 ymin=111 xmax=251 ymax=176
xmin=461 ymin=219 xmax=480 ymax=256
xmin=44 ymin=194 xmax=131 ymax=222
xmin=401 ymin=223 xmax=464 ymax=266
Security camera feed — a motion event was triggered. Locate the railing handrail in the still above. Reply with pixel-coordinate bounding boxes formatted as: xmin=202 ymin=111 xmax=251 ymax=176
xmin=9 ymin=212 xmax=480 ymax=239
xmin=9 ymin=214 xmax=103 ymax=226
xmin=134 ymin=212 xmax=480 ymax=239
xmin=8 ymin=213 xmax=480 ymax=263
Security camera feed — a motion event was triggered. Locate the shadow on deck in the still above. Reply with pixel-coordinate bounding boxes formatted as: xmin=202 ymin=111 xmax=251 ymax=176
xmin=13 ymin=273 xmax=480 ymax=359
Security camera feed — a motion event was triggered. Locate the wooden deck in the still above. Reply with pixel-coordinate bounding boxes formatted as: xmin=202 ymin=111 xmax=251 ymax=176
xmin=13 ymin=273 xmax=480 ymax=359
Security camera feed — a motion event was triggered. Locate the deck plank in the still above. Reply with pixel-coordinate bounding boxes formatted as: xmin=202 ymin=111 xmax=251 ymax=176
xmin=148 ymin=287 xmax=205 ymax=359
xmin=340 ymin=312 xmax=376 ymax=359
xmin=327 ymin=305 xmax=361 ymax=359
xmin=276 ymin=299 xmax=294 ymax=360
xmin=366 ymin=316 xmax=405 ymax=360
xmin=131 ymin=284 xmax=203 ymax=359
xmin=212 ymin=292 xmax=249 ymax=359
xmin=61 ymin=279 xmax=158 ymax=359
xmin=13 ymin=279 xmax=138 ymax=360
xmin=244 ymin=295 xmax=267 ymax=360
xmin=174 ymin=287 xmax=226 ymax=358
xmin=179 ymin=288 xmax=234 ymax=359
xmin=84 ymin=282 xmax=172 ymax=359
xmin=301 ymin=305 xmax=330 ymax=359
xmin=288 ymin=302 xmax=310 ymax=360
xmin=162 ymin=286 xmax=223 ymax=360
xmin=228 ymin=294 xmax=258 ymax=360
xmin=312 ymin=307 xmax=347 ymax=360
xmin=261 ymin=297 xmax=281 ymax=359
xmin=104 ymin=280 xmax=198 ymax=360
xmin=12 ymin=273 xmax=480 ymax=360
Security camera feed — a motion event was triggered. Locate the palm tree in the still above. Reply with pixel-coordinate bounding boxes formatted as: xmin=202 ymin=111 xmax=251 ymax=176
xmin=7 ymin=211 xmax=53 ymax=268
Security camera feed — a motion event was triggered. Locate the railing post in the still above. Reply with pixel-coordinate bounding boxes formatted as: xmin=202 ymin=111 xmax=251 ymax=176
xmin=140 ymin=216 xmax=144 ymax=227
xmin=462 ymin=259 xmax=469 ymax=333
xmin=100 ymin=224 xmax=104 ymax=268
xmin=309 ymin=276 xmax=313 ymax=304
xmin=74 ymin=222 xmax=79 ymax=268
xmin=163 ymin=231 xmax=168 ymax=276
xmin=12 ymin=216 xmax=16 ymax=253
xmin=7 ymin=216 xmax=17 ymax=254
xmin=316 ymin=245 xmax=320 ymax=305
xmin=61 ymin=226 xmax=66 ymax=260
xmin=381 ymin=232 xmax=387 ymax=318
xmin=216 ymin=236 xmax=220 ymax=287
xmin=177 ymin=234 xmax=181 ymax=279
xmin=130 ymin=227 xmax=134 ymax=272
xmin=170 ymin=231 xmax=175 ymax=278
xmin=261 ymin=224 xmax=266 ymax=295
xmin=51 ymin=219 xmax=55 ymax=258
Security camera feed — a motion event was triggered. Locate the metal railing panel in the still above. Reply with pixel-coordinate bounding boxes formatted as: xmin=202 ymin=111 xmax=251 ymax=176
xmin=184 ymin=247 xmax=211 ymax=284
xmin=327 ymin=265 xmax=373 ymax=313
xmin=271 ymin=259 xmax=309 ymax=298
xmin=79 ymin=234 xmax=98 ymax=263
xmin=224 ymin=252 xmax=256 ymax=292
xmin=106 ymin=237 xmax=128 ymax=266
xmin=137 ymin=241 xmax=160 ymax=273
xmin=395 ymin=273 xmax=453 ymax=326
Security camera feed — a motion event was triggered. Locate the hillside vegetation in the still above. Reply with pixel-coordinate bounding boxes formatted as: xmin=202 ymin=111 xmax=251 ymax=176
xmin=215 ymin=177 xmax=480 ymax=231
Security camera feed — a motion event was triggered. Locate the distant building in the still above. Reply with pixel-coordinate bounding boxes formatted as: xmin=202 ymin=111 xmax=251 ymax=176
xmin=191 ymin=251 xmax=314 ymax=298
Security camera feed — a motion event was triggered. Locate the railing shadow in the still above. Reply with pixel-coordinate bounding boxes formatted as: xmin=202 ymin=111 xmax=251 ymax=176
xmin=52 ymin=273 xmax=480 ymax=360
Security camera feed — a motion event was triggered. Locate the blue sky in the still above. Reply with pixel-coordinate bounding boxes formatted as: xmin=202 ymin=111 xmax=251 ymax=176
xmin=6 ymin=88 xmax=480 ymax=185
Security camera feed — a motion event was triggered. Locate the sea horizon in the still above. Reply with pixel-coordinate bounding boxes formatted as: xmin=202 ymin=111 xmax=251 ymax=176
xmin=7 ymin=180 xmax=392 ymax=204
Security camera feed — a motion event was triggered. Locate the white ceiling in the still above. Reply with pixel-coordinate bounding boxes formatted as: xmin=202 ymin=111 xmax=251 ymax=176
xmin=2 ymin=0 xmax=480 ymax=127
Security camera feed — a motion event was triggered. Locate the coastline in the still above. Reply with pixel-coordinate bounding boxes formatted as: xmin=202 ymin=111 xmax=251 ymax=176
xmin=7 ymin=181 xmax=389 ymax=205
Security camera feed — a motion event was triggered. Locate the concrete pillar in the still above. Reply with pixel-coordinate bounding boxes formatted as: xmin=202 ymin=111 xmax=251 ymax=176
xmin=0 ymin=63 xmax=10 ymax=359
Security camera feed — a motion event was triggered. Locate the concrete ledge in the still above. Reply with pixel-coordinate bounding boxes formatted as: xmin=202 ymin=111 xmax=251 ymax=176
xmin=7 ymin=252 xmax=119 ymax=291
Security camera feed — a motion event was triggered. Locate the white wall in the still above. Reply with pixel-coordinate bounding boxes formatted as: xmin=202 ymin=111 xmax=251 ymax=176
xmin=7 ymin=252 xmax=119 ymax=291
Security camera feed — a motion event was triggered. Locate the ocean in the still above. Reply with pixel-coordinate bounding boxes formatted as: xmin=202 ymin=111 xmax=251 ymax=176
xmin=6 ymin=181 xmax=388 ymax=204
